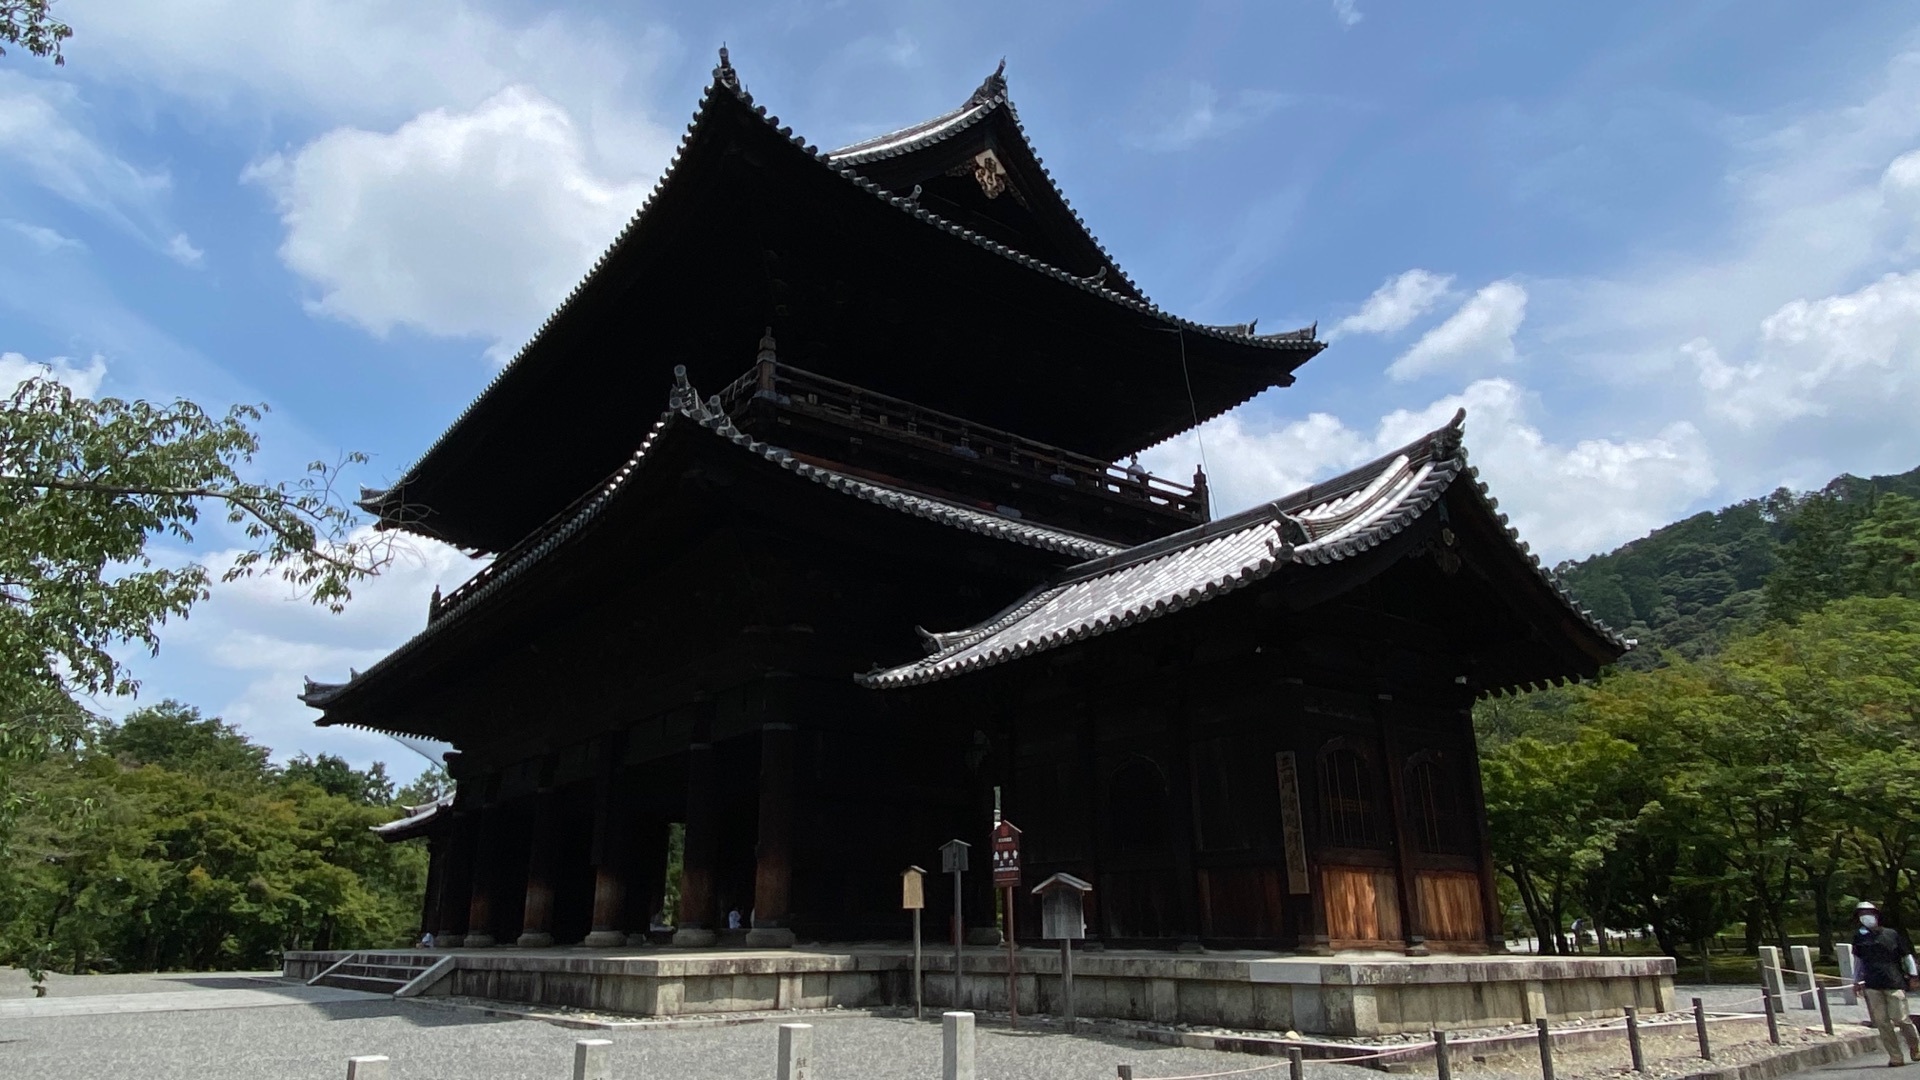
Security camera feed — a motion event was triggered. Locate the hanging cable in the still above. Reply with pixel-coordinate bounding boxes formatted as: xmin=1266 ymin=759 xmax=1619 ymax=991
xmin=1154 ymin=327 xmax=1209 ymax=478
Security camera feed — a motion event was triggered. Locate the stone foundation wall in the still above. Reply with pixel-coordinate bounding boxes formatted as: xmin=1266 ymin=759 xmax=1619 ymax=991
xmin=282 ymin=949 xmax=1674 ymax=1037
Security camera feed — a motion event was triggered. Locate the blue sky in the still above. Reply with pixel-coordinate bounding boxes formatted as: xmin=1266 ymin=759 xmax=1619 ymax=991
xmin=6 ymin=0 xmax=1920 ymax=781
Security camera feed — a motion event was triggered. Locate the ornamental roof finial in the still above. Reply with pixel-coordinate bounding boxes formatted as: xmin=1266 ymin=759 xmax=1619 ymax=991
xmin=714 ymin=44 xmax=740 ymax=91
xmin=966 ymin=58 xmax=1007 ymax=107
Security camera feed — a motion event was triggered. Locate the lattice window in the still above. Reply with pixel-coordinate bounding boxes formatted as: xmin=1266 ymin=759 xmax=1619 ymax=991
xmin=1318 ymin=743 xmax=1386 ymax=847
xmin=1406 ymin=751 xmax=1471 ymax=855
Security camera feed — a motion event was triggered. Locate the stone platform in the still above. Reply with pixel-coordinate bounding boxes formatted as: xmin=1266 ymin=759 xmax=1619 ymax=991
xmin=282 ymin=945 xmax=1673 ymax=1037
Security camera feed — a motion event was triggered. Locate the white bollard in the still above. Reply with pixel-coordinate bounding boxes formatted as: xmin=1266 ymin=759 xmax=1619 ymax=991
xmin=943 ymin=1011 xmax=976 ymax=1080
xmin=1836 ymin=940 xmax=1859 ymax=1005
xmin=574 ymin=1038 xmax=613 ymax=1080
xmin=1758 ymin=946 xmax=1785 ymax=1012
xmin=778 ymin=1022 xmax=813 ymax=1080
xmin=346 ymin=1056 xmax=390 ymax=1080
xmin=1791 ymin=945 xmax=1817 ymax=1009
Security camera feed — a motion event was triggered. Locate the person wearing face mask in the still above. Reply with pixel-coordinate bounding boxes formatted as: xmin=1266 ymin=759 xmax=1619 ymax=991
xmin=1852 ymin=900 xmax=1920 ymax=1067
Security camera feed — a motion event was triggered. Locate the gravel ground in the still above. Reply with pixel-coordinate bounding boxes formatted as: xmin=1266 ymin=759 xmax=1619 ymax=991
xmin=0 ymin=994 xmax=1400 ymax=1080
xmin=0 ymin=967 xmax=285 ymax=999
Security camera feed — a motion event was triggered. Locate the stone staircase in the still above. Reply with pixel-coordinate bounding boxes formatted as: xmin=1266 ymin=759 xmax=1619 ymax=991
xmin=308 ymin=951 xmax=451 ymax=997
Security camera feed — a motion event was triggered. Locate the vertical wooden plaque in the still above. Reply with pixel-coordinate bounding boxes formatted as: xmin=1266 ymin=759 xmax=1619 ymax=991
xmin=1275 ymin=751 xmax=1310 ymax=895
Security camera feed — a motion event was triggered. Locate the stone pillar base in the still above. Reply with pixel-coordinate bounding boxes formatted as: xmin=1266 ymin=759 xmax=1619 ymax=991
xmin=625 ymin=932 xmax=654 ymax=948
xmin=966 ymin=928 xmax=1003 ymax=947
xmin=436 ymin=933 xmax=465 ymax=949
xmin=672 ymin=928 xmax=718 ymax=948
xmin=463 ymin=933 xmax=496 ymax=948
xmin=582 ymin=930 xmax=628 ymax=948
xmin=515 ymin=931 xmax=555 ymax=948
xmin=744 ymin=927 xmax=796 ymax=948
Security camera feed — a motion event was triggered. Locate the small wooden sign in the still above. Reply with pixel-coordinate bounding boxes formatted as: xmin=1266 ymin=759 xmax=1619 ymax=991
xmin=1032 ymin=872 xmax=1092 ymax=941
xmin=1275 ymin=751 xmax=1310 ymax=895
xmin=901 ymin=865 xmax=926 ymax=910
xmin=991 ymin=819 xmax=1023 ymax=888
xmin=940 ymin=838 xmax=970 ymax=875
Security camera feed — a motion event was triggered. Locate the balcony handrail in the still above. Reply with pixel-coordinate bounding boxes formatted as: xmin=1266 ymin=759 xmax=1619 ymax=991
xmin=721 ymin=361 xmax=1203 ymax=515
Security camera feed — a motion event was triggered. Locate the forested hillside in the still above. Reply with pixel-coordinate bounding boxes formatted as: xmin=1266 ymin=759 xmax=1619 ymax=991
xmin=1482 ymin=461 xmax=1920 ymax=961
xmin=1555 ymin=463 xmax=1920 ymax=661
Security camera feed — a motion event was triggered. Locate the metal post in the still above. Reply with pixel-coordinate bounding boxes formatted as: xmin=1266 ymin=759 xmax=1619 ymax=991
xmin=1762 ymin=989 xmax=1780 ymax=1044
xmin=778 ymin=1023 xmax=813 ymax=1080
xmin=345 ymin=1057 xmax=389 ymax=1080
xmin=1434 ymin=1030 xmax=1452 ymax=1080
xmin=1288 ymin=1046 xmax=1304 ymax=1080
xmin=913 ymin=908 xmax=923 ymax=1021
xmin=1006 ymin=886 xmax=1018 ymax=1028
xmin=1692 ymin=997 xmax=1712 ymax=1060
xmin=1625 ymin=1006 xmax=1644 ymax=1073
xmin=1536 ymin=1017 xmax=1555 ymax=1080
xmin=943 ymin=1011 xmax=976 ymax=1080
xmin=1061 ymin=938 xmax=1076 ymax=1032
xmin=573 ymin=1038 xmax=612 ymax=1080
xmin=953 ymin=868 xmax=964 ymax=1011
xmin=1817 ymin=985 xmax=1834 ymax=1036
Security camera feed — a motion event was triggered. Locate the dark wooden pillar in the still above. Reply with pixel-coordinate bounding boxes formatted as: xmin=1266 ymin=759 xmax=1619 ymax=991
xmin=419 ymin=833 xmax=448 ymax=941
xmin=1166 ymin=687 xmax=1205 ymax=949
xmin=517 ymin=781 xmax=561 ymax=948
xmin=673 ymin=707 xmax=720 ymax=947
xmin=436 ymin=807 xmax=476 ymax=947
xmin=1376 ymin=693 xmax=1428 ymax=956
xmin=1461 ymin=699 xmax=1506 ymax=949
xmin=746 ymin=722 xmax=798 ymax=947
xmin=584 ymin=750 xmax=632 ymax=948
xmin=463 ymin=800 xmax=500 ymax=948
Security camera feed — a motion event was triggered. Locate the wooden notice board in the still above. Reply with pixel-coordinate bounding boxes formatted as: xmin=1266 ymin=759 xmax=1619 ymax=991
xmin=1274 ymin=752 xmax=1310 ymax=895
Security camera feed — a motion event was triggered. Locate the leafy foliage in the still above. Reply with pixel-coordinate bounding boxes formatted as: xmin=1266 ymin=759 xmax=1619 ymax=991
xmin=0 ymin=703 xmax=429 ymax=973
xmin=0 ymin=378 xmax=392 ymax=709
xmin=0 ymin=0 xmax=70 ymax=65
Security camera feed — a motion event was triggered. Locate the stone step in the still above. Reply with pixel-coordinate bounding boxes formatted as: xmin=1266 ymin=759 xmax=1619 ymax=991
xmin=315 ymin=973 xmax=410 ymax=994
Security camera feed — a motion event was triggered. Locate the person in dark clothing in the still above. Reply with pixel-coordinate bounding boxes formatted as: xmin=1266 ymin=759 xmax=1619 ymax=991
xmin=1852 ymin=900 xmax=1920 ymax=1067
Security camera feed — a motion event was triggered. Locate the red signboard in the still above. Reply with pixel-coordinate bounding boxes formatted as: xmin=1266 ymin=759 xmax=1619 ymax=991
xmin=991 ymin=819 xmax=1023 ymax=887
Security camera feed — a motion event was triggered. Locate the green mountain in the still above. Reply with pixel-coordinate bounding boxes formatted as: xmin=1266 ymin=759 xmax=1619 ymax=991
xmin=1554 ymin=462 xmax=1920 ymax=664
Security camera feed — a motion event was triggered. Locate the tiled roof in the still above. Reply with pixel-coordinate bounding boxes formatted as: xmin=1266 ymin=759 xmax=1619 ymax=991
xmin=365 ymin=56 xmax=1320 ymax=528
xmin=859 ymin=411 xmax=1630 ymax=689
xmin=372 ymin=795 xmax=453 ymax=839
xmin=305 ymin=371 xmax=1119 ymax=712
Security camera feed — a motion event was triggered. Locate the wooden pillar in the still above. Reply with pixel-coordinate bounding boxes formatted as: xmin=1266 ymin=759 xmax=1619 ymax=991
xmin=1461 ymin=699 xmax=1506 ymax=950
xmin=1165 ymin=688 xmax=1205 ymax=949
xmin=1376 ymin=693 xmax=1428 ymax=956
xmin=419 ymin=833 xmax=447 ymax=941
xmin=584 ymin=750 xmax=632 ymax=948
xmin=747 ymin=722 xmax=799 ymax=947
xmin=517 ymin=781 xmax=562 ymax=948
xmin=435 ymin=807 xmax=476 ymax=947
xmin=463 ymin=801 xmax=500 ymax=948
xmin=673 ymin=707 xmax=720 ymax=947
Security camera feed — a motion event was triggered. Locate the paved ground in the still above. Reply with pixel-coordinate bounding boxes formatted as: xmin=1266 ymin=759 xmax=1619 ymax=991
xmin=0 ymin=974 xmax=1387 ymax=1080
xmin=0 ymin=968 xmax=288 ymax=999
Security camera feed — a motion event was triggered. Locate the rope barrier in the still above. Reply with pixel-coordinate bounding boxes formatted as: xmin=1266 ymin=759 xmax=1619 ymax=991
xmin=1125 ymin=1042 xmax=1436 ymax=1080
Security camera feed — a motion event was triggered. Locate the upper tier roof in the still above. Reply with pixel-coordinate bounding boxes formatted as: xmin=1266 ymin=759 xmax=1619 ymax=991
xmin=361 ymin=51 xmax=1322 ymax=553
xmin=859 ymin=411 xmax=1631 ymax=694
xmin=827 ymin=61 xmax=1147 ymax=301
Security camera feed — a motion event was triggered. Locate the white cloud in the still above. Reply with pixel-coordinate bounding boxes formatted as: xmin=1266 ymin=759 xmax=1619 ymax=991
xmin=1145 ymin=378 xmax=1714 ymax=563
xmin=0 ymin=71 xmax=189 ymax=260
xmin=1389 ymin=280 xmax=1527 ymax=380
xmin=2 ymin=350 xmax=108 ymax=396
xmin=166 ymin=233 xmax=204 ymax=267
xmin=3 ymin=219 xmax=83 ymax=253
xmin=126 ymin=529 xmax=483 ymax=777
xmin=1332 ymin=0 xmax=1364 ymax=28
xmin=1131 ymin=82 xmax=1294 ymax=153
xmin=245 ymin=87 xmax=662 ymax=354
xmin=1326 ymin=269 xmax=1454 ymax=340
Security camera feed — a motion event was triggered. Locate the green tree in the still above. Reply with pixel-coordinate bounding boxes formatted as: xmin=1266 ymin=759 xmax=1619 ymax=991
xmin=0 ymin=0 xmax=70 ymax=64
xmin=2 ymin=378 xmax=390 ymax=716
xmin=283 ymin=754 xmax=394 ymax=807
xmin=1847 ymin=493 xmax=1920 ymax=600
xmin=100 ymin=702 xmax=272 ymax=780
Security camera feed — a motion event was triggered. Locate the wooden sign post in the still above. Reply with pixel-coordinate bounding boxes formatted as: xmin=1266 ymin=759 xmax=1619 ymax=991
xmin=940 ymin=839 xmax=970 ymax=1012
xmin=902 ymin=865 xmax=926 ymax=1020
xmin=1033 ymin=873 xmax=1092 ymax=1032
xmin=991 ymin=819 xmax=1023 ymax=1027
